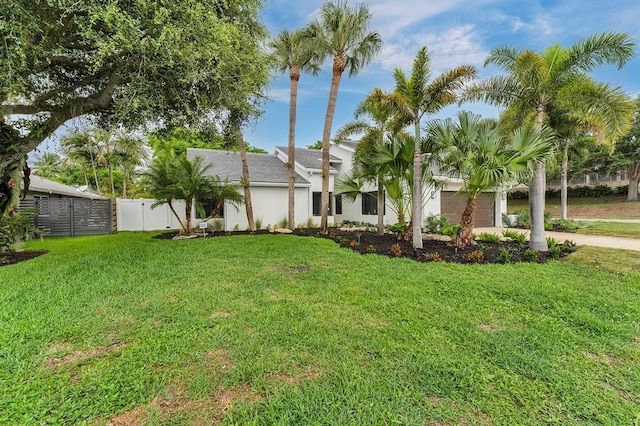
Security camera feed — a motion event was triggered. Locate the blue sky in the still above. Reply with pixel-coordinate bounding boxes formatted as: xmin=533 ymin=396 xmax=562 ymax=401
xmin=246 ymin=0 xmax=640 ymax=152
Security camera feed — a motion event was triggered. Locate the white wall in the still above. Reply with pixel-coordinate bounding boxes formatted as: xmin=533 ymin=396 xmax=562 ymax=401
xmin=116 ymin=199 xmax=186 ymax=231
xmin=220 ymin=186 xmax=310 ymax=230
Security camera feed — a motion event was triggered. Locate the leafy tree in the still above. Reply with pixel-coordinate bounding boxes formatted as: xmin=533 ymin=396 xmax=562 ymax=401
xmin=1 ymin=0 xmax=270 ymax=215
xmin=32 ymin=153 xmax=62 ymax=179
xmin=427 ymin=111 xmax=553 ymax=247
xmin=305 ymin=1 xmax=382 ymax=233
xmin=307 ymin=141 xmax=323 ymax=150
xmin=271 ymin=29 xmax=321 ymax=230
xmin=388 ymin=46 xmax=477 ymax=248
xmin=607 ymin=96 xmax=640 ymax=201
xmin=462 ymin=32 xmax=634 ymax=250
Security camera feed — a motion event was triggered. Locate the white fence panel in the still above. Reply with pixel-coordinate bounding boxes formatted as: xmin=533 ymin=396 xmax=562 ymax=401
xmin=116 ymin=199 xmax=186 ymax=231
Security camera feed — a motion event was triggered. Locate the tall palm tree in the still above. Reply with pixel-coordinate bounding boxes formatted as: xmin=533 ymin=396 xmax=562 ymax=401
xmin=389 ymin=46 xmax=477 ymax=249
xmin=32 ymin=153 xmax=62 ymax=179
xmin=305 ymin=1 xmax=382 ymax=233
xmin=113 ymin=130 xmax=148 ymax=198
xmin=60 ymin=130 xmax=102 ymax=194
xmin=270 ymin=29 xmax=320 ymax=230
xmin=461 ymin=32 xmax=635 ymax=250
xmin=335 ymin=88 xmax=403 ymax=235
xmin=428 ymin=111 xmax=554 ymax=247
xmin=549 ymin=80 xmax=633 ymax=219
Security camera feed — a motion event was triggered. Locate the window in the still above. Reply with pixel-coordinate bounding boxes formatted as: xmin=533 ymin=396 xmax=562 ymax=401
xmin=312 ymin=192 xmax=332 ymax=216
xmin=335 ymin=194 xmax=342 ymax=215
xmin=361 ymin=191 xmax=384 ymax=215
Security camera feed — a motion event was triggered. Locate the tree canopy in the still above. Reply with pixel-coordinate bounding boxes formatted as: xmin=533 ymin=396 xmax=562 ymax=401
xmin=1 ymin=0 xmax=271 ymax=215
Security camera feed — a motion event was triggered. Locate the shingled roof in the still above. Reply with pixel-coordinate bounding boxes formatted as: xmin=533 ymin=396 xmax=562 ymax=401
xmin=186 ymin=148 xmax=310 ymax=185
xmin=274 ymin=146 xmax=341 ymax=171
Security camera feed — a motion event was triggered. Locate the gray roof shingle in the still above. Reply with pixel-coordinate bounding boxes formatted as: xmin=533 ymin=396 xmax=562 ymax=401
xmin=274 ymin=146 xmax=341 ymax=171
xmin=187 ymin=148 xmax=310 ymax=185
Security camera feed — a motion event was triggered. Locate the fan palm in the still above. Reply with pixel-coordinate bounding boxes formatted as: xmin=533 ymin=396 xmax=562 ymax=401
xmin=388 ymin=46 xmax=477 ymax=248
xmin=461 ymin=32 xmax=634 ymax=250
xmin=427 ymin=111 xmax=554 ymax=247
xmin=32 ymin=153 xmax=62 ymax=179
xmin=270 ymin=29 xmax=320 ymax=230
xmin=305 ymin=1 xmax=382 ymax=233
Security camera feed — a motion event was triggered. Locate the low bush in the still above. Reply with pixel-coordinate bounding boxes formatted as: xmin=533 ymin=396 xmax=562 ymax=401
xmin=441 ymin=224 xmax=461 ymax=241
xmin=502 ymin=229 xmax=527 ymax=245
xmin=424 ymin=213 xmax=448 ymax=234
xmin=0 ymin=209 xmax=44 ymax=253
xmin=478 ymin=232 xmax=501 ymax=243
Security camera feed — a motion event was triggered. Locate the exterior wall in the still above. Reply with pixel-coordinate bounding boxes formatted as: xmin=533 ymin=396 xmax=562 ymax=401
xmin=217 ymin=186 xmax=310 ymax=231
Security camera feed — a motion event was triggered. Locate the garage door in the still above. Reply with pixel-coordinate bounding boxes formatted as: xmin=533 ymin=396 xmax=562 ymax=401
xmin=440 ymin=191 xmax=495 ymax=227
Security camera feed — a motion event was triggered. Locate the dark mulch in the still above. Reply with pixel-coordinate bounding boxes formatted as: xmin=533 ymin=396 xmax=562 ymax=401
xmin=0 ymin=250 xmax=48 ymax=267
xmin=155 ymin=228 xmax=575 ymax=264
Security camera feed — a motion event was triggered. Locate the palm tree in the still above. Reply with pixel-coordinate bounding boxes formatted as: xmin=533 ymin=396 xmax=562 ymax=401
xmin=335 ymin=88 xmax=403 ymax=235
xmin=305 ymin=1 xmax=382 ymax=233
xmin=206 ymin=176 xmax=245 ymax=219
xmin=389 ymin=46 xmax=477 ymax=249
xmin=60 ymin=130 xmax=102 ymax=193
xmin=32 ymin=153 xmax=62 ymax=179
xmin=427 ymin=111 xmax=553 ymax=247
xmin=144 ymin=154 xmax=217 ymax=234
xmin=113 ymin=130 xmax=148 ymax=198
xmin=270 ymin=29 xmax=320 ymax=230
xmin=461 ymin=32 xmax=634 ymax=250
xmin=549 ymin=80 xmax=633 ymax=219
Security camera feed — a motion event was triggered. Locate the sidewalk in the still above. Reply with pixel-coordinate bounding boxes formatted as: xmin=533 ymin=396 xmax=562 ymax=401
xmin=473 ymin=227 xmax=640 ymax=252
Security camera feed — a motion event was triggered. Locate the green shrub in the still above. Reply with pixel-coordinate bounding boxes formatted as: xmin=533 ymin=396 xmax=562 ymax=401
xmin=387 ymin=222 xmax=407 ymax=238
xmin=551 ymin=218 xmax=579 ymax=232
xmin=507 ymin=190 xmax=529 ymax=199
xmin=254 ymin=217 xmax=263 ymax=230
xmin=424 ymin=213 xmax=448 ymax=234
xmin=478 ymin=232 xmax=500 ymax=243
xmin=548 ymin=246 xmax=562 ymax=259
xmin=511 ymin=209 xmax=531 ymax=228
xmin=499 ymin=248 xmax=513 ymax=264
xmin=466 ymin=250 xmax=484 ymax=263
xmin=366 ymin=244 xmax=376 ymax=254
xmin=441 ymin=224 xmax=461 ymax=240
xmin=546 ymin=236 xmax=559 ymax=249
xmin=502 ymin=229 xmax=527 ymax=245
xmin=0 ymin=209 xmax=44 ymax=253
xmin=524 ymin=249 xmax=539 ymax=262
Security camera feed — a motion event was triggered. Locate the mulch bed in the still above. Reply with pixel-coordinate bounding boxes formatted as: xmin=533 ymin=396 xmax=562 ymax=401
xmin=155 ymin=228 xmax=575 ymax=264
xmin=0 ymin=250 xmax=48 ymax=267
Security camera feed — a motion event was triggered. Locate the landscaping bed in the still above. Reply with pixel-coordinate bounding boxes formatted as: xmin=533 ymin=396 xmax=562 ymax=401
xmin=0 ymin=250 xmax=47 ymax=267
xmin=155 ymin=227 xmax=575 ymax=264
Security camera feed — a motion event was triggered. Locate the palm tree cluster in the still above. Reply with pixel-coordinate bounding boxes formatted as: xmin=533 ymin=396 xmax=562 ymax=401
xmin=44 ymin=128 xmax=148 ymax=198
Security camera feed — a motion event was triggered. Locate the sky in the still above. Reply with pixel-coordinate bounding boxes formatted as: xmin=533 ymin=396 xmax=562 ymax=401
xmin=245 ymin=0 xmax=640 ymax=152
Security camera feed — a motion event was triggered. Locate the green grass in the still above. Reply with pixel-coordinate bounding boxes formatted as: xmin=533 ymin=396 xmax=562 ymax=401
xmin=2 ymin=233 xmax=640 ymax=425
xmin=575 ymin=221 xmax=640 ymax=239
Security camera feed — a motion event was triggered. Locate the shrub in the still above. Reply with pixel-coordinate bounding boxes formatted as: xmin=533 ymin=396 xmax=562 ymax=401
xmin=1 ymin=209 xmax=44 ymax=253
xmin=366 ymin=244 xmax=376 ymax=254
xmin=478 ymin=232 xmax=500 ymax=243
xmin=511 ymin=209 xmax=531 ymax=228
xmin=306 ymin=217 xmax=315 ymax=228
xmin=551 ymin=218 xmax=579 ymax=232
xmin=254 ymin=217 xmax=263 ymax=230
xmin=441 ymin=224 xmax=461 ymax=241
xmin=233 ymin=224 xmax=239 ymax=231
xmin=502 ymin=229 xmax=527 ymax=245
xmin=548 ymin=246 xmax=562 ymax=259
xmin=499 ymin=248 xmax=513 ymax=264
xmin=278 ymin=217 xmax=288 ymax=229
xmin=212 ymin=219 xmax=224 ymax=231
xmin=524 ymin=249 xmax=539 ymax=262
xmin=424 ymin=213 xmax=448 ymax=234
xmin=507 ymin=190 xmax=529 ymax=199
xmin=466 ymin=250 xmax=484 ymax=263
xmin=425 ymin=252 xmax=443 ymax=262
xmin=562 ymin=240 xmax=577 ymax=252
xmin=390 ymin=243 xmax=402 ymax=257
xmin=349 ymin=240 xmax=359 ymax=249
xmin=546 ymin=236 xmax=559 ymax=249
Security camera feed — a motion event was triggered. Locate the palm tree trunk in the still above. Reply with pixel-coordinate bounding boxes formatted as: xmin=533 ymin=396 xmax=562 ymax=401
xmin=108 ymin=164 xmax=115 ymax=196
xmin=412 ymin=121 xmax=423 ymax=249
xmin=237 ymin=131 xmax=256 ymax=231
xmin=287 ymin=68 xmax=300 ymax=231
xmin=167 ymin=200 xmax=188 ymax=234
xmin=122 ymin=167 xmax=128 ymax=198
xmin=376 ymin=176 xmax=384 ymax=236
xmin=628 ymin=161 xmax=640 ymax=202
xmin=454 ymin=195 xmax=476 ymax=248
xmin=82 ymin=166 xmax=89 ymax=188
xmin=89 ymin=150 xmax=101 ymax=195
xmin=529 ymin=104 xmax=548 ymax=251
xmin=560 ymin=139 xmax=569 ymax=220
xmin=184 ymin=199 xmax=192 ymax=234
xmin=320 ymin=67 xmax=343 ymax=233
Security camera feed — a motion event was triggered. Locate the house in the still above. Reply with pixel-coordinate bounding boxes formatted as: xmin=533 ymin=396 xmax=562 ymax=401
xmin=24 ymin=175 xmax=107 ymax=201
xmin=186 ymin=143 xmax=507 ymax=231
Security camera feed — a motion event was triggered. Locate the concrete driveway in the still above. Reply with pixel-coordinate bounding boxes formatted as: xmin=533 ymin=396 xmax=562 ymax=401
xmin=473 ymin=227 xmax=640 ymax=252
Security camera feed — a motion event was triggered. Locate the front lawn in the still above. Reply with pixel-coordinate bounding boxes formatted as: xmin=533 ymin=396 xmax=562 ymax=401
xmin=575 ymin=221 xmax=640 ymax=239
xmin=1 ymin=233 xmax=639 ymax=424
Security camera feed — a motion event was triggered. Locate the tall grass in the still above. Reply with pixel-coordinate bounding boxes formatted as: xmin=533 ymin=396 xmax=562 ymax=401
xmin=1 ymin=233 xmax=639 ymax=424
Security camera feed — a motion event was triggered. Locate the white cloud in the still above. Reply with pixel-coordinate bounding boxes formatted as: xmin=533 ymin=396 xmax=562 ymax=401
xmin=376 ymin=25 xmax=488 ymax=73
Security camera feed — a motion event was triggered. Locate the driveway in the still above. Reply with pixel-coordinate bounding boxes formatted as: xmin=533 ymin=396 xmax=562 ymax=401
xmin=473 ymin=227 xmax=640 ymax=252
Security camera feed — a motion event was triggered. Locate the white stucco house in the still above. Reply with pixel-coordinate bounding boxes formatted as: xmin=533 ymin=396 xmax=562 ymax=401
xmin=186 ymin=142 xmax=507 ymax=231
